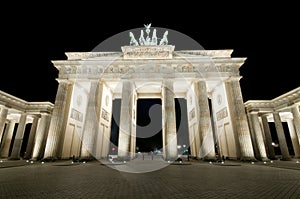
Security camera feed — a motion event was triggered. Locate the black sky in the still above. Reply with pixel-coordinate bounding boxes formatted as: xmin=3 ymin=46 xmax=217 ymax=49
xmin=0 ymin=2 xmax=298 ymax=103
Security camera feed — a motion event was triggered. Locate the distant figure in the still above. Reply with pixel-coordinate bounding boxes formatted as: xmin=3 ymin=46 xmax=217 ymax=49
xmin=129 ymin=32 xmax=139 ymax=46
xmin=159 ymin=30 xmax=168 ymax=45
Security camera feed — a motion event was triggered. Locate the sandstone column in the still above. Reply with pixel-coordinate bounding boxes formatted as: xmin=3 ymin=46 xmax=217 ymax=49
xmin=225 ymin=78 xmax=255 ymax=160
xmin=118 ymin=81 xmax=134 ymax=160
xmin=31 ymin=114 xmax=51 ymax=160
xmin=10 ymin=114 xmax=27 ymax=159
xmin=162 ymin=80 xmax=178 ymax=160
xmin=130 ymin=93 xmax=137 ymax=159
xmin=291 ymin=105 xmax=300 ymax=146
xmin=44 ymin=80 xmax=73 ymax=160
xmin=261 ymin=115 xmax=276 ymax=159
xmin=195 ymin=80 xmax=215 ymax=160
xmin=273 ymin=112 xmax=291 ymax=160
xmin=81 ymin=81 xmax=101 ymax=159
xmin=249 ymin=112 xmax=268 ymax=160
xmin=24 ymin=116 xmax=40 ymax=159
xmin=0 ymin=120 xmax=16 ymax=158
xmin=0 ymin=106 xmax=8 ymax=145
xmin=286 ymin=119 xmax=300 ymax=158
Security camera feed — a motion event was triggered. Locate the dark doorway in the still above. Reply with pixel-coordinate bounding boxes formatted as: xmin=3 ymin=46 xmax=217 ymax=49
xmin=109 ymin=99 xmax=121 ymax=155
xmin=175 ymin=98 xmax=189 ymax=155
xmin=9 ymin=123 xmax=18 ymax=157
xmin=20 ymin=124 xmax=32 ymax=158
xmin=136 ymin=99 xmax=162 ymax=152
xmin=269 ymin=122 xmax=294 ymax=156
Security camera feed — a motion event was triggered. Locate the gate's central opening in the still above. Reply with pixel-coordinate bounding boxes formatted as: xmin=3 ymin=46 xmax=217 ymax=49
xmin=136 ymin=99 xmax=162 ymax=152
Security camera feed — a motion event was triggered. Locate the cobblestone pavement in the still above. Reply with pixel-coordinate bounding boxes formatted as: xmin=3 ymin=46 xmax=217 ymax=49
xmin=0 ymin=159 xmax=299 ymax=199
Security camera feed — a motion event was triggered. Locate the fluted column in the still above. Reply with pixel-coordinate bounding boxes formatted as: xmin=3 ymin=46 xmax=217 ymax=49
xmin=286 ymin=119 xmax=300 ymax=158
xmin=247 ymin=112 xmax=259 ymax=158
xmin=261 ymin=115 xmax=276 ymax=159
xmin=24 ymin=116 xmax=40 ymax=159
xmin=10 ymin=114 xmax=27 ymax=159
xmin=195 ymin=80 xmax=215 ymax=160
xmin=225 ymin=78 xmax=255 ymax=160
xmin=291 ymin=105 xmax=300 ymax=146
xmin=273 ymin=112 xmax=291 ymax=160
xmin=130 ymin=93 xmax=137 ymax=159
xmin=81 ymin=81 xmax=101 ymax=159
xmin=0 ymin=120 xmax=16 ymax=158
xmin=249 ymin=112 xmax=268 ymax=160
xmin=162 ymin=80 xmax=178 ymax=160
xmin=118 ymin=81 xmax=134 ymax=159
xmin=31 ymin=114 xmax=51 ymax=160
xmin=0 ymin=106 xmax=8 ymax=145
xmin=44 ymin=80 xmax=73 ymax=159
xmin=188 ymin=127 xmax=196 ymax=157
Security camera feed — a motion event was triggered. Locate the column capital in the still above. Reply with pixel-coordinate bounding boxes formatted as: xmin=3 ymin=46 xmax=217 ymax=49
xmin=56 ymin=79 xmax=74 ymax=84
xmin=248 ymin=110 xmax=260 ymax=115
xmin=224 ymin=76 xmax=242 ymax=82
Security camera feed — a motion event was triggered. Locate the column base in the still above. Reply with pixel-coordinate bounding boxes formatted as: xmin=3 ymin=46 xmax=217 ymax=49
xmin=202 ymin=156 xmax=217 ymax=161
xmin=42 ymin=156 xmax=58 ymax=162
xmin=239 ymin=157 xmax=257 ymax=162
xmin=280 ymin=157 xmax=292 ymax=161
xmin=79 ymin=155 xmax=95 ymax=161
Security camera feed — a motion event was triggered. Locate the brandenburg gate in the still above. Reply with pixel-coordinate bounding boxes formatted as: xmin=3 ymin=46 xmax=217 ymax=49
xmin=42 ymin=25 xmax=256 ymax=161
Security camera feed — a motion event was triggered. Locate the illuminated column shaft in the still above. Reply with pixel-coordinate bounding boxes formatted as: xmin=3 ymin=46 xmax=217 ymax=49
xmin=10 ymin=114 xmax=27 ymax=159
xmin=225 ymin=78 xmax=255 ymax=160
xmin=24 ymin=116 xmax=40 ymax=159
xmin=31 ymin=114 xmax=51 ymax=160
xmin=162 ymin=80 xmax=178 ymax=160
xmin=130 ymin=93 xmax=137 ymax=159
xmin=291 ymin=105 xmax=300 ymax=146
xmin=118 ymin=81 xmax=134 ymax=159
xmin=287 ymin=119 xmax=300 ymax=158
xmin=0 ymin=107 xmax=8 ymax=144
xmin=0 ymin=120 xmax=16 ymax=158
xmin=273 ymin=112 xmax=291 ymax=160
xmin=250 ymin=113 xmax=268 ymax=160
xmin=261 ymin=115 xmax=276 ymax=159
xmin=195 ymin=81 xmax=215 ymax=159
xmin=100 ymin=125 xmax=110 ymax=159
xmin=81 ymin=81 xmax=101 ymax=159
xmin=44 ymin=80 xmax=73 ymax=159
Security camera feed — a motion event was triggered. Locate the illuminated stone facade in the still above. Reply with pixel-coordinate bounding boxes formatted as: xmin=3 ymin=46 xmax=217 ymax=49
xmin=0 ymin=43 xmax=299 ymax=162
xmin=41 ymin=45 xmax=256 ymax=161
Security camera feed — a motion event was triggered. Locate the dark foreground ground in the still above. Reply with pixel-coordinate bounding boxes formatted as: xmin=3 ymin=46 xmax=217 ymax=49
xmin=0 ymin=158 xmax=299 ymax=199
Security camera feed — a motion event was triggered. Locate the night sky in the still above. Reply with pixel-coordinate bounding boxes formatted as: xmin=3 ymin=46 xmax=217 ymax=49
xmin=1 ymin=3 xmax=298 ymax=152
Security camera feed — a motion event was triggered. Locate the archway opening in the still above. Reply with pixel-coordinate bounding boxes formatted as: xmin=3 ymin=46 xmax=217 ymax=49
xmin=136 ymin=99 xmax=162 ymax=153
